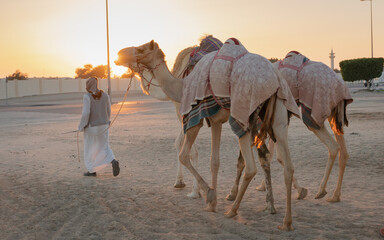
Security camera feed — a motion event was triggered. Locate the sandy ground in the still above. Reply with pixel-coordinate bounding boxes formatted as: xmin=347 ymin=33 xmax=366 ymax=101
xmin=0 ymin=87 xmax=383 ymax=240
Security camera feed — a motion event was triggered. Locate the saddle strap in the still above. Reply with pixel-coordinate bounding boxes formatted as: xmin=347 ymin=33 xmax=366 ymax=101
xmin=278 ymin=58 xmax=309 ymax=84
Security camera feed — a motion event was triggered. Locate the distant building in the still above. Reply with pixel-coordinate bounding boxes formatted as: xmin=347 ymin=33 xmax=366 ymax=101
xmin=329 ymin=48 xmax=335 ymax=70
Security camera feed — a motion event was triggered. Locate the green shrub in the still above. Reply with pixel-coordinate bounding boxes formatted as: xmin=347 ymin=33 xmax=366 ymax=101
xmin=339 ymin=58 xmax=383 ymax=82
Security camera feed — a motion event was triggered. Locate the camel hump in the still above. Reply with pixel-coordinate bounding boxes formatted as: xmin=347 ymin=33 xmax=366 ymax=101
xmin=183 ymin=36 xmax=223 ymax=77
xmin=224 ymin=38 xmax=241 ymax=45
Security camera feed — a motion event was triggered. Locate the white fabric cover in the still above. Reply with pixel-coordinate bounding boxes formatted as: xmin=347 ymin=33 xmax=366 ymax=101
xmin=180 ymin=39 xmax=300 ymax=130
xmin=275 ymin=52 xmax=353 ymax=126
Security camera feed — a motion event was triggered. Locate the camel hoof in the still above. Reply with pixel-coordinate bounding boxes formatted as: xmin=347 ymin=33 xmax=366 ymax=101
xmin=204 ymin=205 xmax=216 ymax=212
xmin=174 ymin=180 xmax=186 ymax=189
xmin=255 ymin=184 xmax=266 ymax=192
xmin=205 ymin=188 xmax=217 ymax=212
xmin=225 ymin=193 xmax=237 ymax=201
xmin=277 ymin=224 xmax=294 ymax=231
xmin=264 ymin=204 xmax=277 ymax=214
xmin=297 ymin=188 xmax=308 ymax=200
xmin=224 ymin=209 xmax=237 ymax=218
xmin=315 ymin=190 xmax=327 ymax=199
xmin=187 ymin=191 xmax=201 ymax=199
xmin=326 ymin=195 xmax=340 ymax=202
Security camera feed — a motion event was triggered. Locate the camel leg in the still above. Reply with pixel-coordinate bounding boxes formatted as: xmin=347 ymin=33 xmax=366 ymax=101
xmin=257 ymin=143 xmax=276 ymax=214
xmin=188 ymin=144 xmax=201 ymax=199
xmin=256 ymin=139 xmax=307 ymax=199
xmin=225 ymin=151 xmax=245 ymax=201
xmin=272 ymin=99 xmax=294 ymax=231
xmin=327 ymin=132 xmax=348 ymax=202
xmin=179 ymin=122 xmax=215 ymax=211
xmin=173 ymin=104 xmax=200 ymax=198
xmin=206 ymin=121 xmax=223 ymax=211
xmin=174 ymin=130 xmax=186 ymax=189
xmin=255 ymin=140 xmax=274 ymax=192
xmin=273 ymin=142 xmax=308 ymax=200
xmin=225 ymin=132 xmax=257 ymax=218
xmin=310 ymin=126 xmax=340 ymax=199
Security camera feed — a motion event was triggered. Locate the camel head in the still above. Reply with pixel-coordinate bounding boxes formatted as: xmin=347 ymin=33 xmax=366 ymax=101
xmin=115 ymin=40 xmax=165 ymax=71
xmin=115 ymin=41 xmax=169 ymax=100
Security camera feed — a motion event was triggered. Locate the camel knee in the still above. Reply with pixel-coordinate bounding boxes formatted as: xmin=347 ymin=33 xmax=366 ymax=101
xmin=237 ymin=156 xmax=245 ymax=169
xmin=179 ymin=151 xmax=191 ymax=167
xmin=190 ymin=145 xmax=198 ymax=163
xmin=329 ymin=144 xmax=340 ymax=159
xmin=244 ymin=167 xmax=257 ymax=181
xmin=338 ymin=151 xmax=348 ymax=169
xmin=283 ymin=163 xmax=294 ymax=182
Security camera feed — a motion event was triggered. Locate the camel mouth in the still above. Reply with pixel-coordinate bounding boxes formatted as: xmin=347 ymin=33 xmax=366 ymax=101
xmin=115 ymin=47 xmax=137 ymax=67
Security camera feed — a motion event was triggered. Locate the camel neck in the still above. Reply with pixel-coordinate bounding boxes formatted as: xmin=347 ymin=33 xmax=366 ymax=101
xmin=152 ymin=62 xmax=183 ymax=103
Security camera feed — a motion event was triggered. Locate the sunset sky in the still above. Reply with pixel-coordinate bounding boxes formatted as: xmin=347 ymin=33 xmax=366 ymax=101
xmin=0 ymin=0 xmax=383 ymax=78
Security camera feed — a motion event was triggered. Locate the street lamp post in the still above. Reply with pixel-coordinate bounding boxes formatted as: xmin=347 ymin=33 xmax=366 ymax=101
xmin=361 ymin=0 xmax=373 ymax=58
xmin=5 ymin=78 xmax=8 ymax=105
xmin=106 ymin=0 xmax=112 ymax=100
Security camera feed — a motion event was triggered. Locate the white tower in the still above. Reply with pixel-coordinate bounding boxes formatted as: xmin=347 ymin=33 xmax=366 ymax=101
xmin=329 ymin=48 xmax=335 ymax=70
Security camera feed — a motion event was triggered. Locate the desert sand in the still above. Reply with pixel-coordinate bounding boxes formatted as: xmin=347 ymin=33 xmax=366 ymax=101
xmin=0 ymin=86 xmax=383 ymax=240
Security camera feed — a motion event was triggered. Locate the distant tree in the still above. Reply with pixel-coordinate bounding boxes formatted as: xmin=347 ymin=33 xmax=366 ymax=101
xmin=339 ymin=57 xmax=384 ymax=88
xmin=268 ymin=58 xmax=280 ymax=63
xmin=75 ymin=64 xmax=108 ymax=79
xmin=89 ymin=65 xmax=108 ymax=78
xmin=6 ymin=70 xmax=28 ymax=80
xmin=75 ymin=64 xmax=93 ymax=79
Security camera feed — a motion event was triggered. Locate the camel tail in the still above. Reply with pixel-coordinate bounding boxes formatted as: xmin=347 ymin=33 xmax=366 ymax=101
xmin=255 ymin=94 xmax=277 ymax=148
xmin=329 ymin=100 xmax=349 ymax=135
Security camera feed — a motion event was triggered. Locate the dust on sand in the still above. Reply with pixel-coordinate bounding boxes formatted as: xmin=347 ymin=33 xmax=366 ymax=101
xmin=0 ymin=89 xmax=383 ymax=239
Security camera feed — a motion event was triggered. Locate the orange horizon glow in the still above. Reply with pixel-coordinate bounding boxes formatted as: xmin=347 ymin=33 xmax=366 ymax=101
xmin=1 ymin=0 xmax=383 ymax=78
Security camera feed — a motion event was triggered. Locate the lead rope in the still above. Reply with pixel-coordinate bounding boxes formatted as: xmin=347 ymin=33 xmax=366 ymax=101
xmin=77 ymin=77 xmax=134 ymax=163
xmin=77 ymin=130 xmax=80 ymax=162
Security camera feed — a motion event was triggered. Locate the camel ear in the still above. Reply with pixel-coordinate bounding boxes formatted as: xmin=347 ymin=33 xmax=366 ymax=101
xmin=150 ymin=40 xmax=155 ymax=50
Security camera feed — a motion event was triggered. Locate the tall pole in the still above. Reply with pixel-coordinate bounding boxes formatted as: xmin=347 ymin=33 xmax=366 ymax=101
xmin=369 ymin=0 xmax=373 ymax=58
xmin=5 ymin=78 xmax=8 ymax=105
xmin=361 ymin=0 xmax=373 ymax=58
xmin=106 ymin=0 xmax=112 ymax=100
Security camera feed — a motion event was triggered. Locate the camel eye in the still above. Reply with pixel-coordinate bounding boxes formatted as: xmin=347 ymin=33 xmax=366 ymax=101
xmin=137 ymin=48 xmax=144 ymax=54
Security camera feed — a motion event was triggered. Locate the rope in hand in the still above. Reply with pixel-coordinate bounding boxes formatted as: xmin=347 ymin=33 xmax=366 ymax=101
xmin=76 ymin=77 xmax=134 ymax=163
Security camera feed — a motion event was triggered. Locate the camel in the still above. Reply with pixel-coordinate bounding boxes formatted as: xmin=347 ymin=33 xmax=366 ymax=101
xmin=115 ymin=38 xmax=301 ymax=231
xmin=127 ymin=36 xmax=223 ymax=199
xmin=169 ymin=46 xmax=353 ymax=203
xmin=227 ymin=51 xmax=353 ymax=203
xmin=131 ymin=38 xmax=308 ymax=203
xmin=130 ymin=47 xmax=201 ymax=199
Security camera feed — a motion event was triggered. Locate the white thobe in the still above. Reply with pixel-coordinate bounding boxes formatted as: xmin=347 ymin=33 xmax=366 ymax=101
xmin=78 ymin=94 xmax=115 ymax=173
